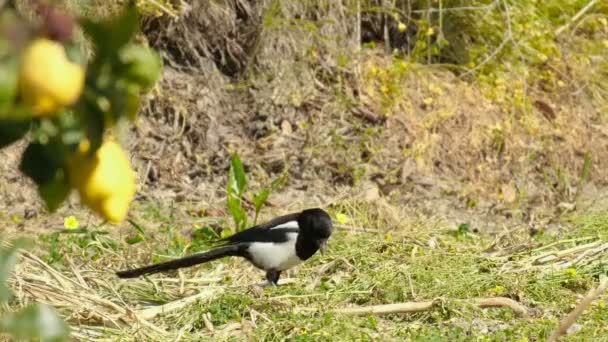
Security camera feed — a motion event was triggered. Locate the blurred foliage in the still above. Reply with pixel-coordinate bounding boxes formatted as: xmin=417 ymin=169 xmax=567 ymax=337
xmin=0 ymin=237 xmax=69 ymax=341
xmin=0 ymin=1 xmax=162 ymax=340
xmin=0 ymin=1 xmax=161 ymax=218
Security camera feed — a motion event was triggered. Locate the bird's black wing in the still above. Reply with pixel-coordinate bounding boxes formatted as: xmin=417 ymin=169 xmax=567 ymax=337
xmin=222 ymin=212 xmax=300 ymax=244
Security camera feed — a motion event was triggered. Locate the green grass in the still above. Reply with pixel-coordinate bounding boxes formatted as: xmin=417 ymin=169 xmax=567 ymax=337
xmin=5 ymin=203 xmax=604 ymax=341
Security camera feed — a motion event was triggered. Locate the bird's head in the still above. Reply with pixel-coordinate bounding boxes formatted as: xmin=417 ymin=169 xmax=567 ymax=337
xmin=298 ymin=208 xmax=334 ymax=254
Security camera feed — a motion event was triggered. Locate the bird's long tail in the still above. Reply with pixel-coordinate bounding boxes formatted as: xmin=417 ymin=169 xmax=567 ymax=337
xmin=115 ymin=244 xmax=245 ymax=278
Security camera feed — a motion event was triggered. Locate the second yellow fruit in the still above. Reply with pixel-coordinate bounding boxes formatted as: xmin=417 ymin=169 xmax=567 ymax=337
xmin=68 ymin=140 xmax=136 ymax=223
xmin=19 ymin=38 xmax=85 ymax=116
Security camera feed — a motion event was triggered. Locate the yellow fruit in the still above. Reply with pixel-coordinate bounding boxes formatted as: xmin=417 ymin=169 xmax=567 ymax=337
xmin=68 ymin=139 xmax=136 ymax=223
xmin=18 ymin=38 xmax=85 ymax=116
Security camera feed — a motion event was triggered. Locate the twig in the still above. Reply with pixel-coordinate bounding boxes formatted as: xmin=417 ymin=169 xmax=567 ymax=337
xmin=547 ymin=276 xmax=608 ymax=342
xmin=202 ymin=312 xmax=214 ymax=332
xmin=382 ymin=0 xmax=390 ymax=54
xmin=474 ymin=297 xmax=528 ymax=317
xmin=332 ymin=297 xmax=529 ymax=317
xmin=555 ymin=0 xmax=599 ymax=36
xmin=333 ymin=300 xmax=438 ymax=315
xmin=335 ymin=224 xmax=382 ymax=233
xmin=412 ymin=1 xmax=498 ymax=14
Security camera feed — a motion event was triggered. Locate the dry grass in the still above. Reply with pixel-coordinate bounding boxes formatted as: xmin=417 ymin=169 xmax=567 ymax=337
xmin=2 ymin=1 xmax=608 ymax=339
xmin=3 ymin=201 xmax=608 ymax=340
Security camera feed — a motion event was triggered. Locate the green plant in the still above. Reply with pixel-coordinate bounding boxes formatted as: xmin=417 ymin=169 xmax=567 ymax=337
xmin=226 ymin=153 xmax=288 ymax=232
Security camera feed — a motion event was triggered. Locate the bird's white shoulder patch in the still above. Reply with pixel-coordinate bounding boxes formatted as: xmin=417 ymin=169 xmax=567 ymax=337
xmin=247 ymin=232 xmax=302 ymax=271
xmin=270 ymin=221 xmax=299 ymax=230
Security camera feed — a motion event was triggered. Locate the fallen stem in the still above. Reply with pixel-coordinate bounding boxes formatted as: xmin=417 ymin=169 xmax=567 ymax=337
xmin=333 ymin=301 xmax=437 ymax=315
xmin=474 ymin=297 xmax=528 ymax=317
xmin=332 ymin=297 xmax=528 ymax=317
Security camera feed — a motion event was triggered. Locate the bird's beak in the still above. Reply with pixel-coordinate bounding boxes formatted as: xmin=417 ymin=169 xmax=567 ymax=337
xmin=319 ymin=240 xmax=328 ymax=255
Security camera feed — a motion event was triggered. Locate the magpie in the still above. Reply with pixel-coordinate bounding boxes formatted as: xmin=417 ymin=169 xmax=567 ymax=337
xmin=115 ymin=208 xmax=333 ymax=286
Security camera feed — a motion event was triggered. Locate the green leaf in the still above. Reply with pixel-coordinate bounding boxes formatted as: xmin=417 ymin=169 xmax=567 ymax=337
xmin=38 ymin=173 xmax=71 ymax=213
xmin=580 ymin=150 xmax=592 ymax=186
xmin=119 ymin=45 xmax=163 ymax=90
xmin=125 ymin=235 xmax=144 ymax=245
xmin=0 ymin=119 xmax=30 ymax=148
xmin=0 ymin=237 xmax=32 ymax=302
xmin=127 ymin=219 xmax=147 ymax=237
xmin=0 ymin=303 xmax=69 ymax=341
xmin=192 ymin=227 xmax=219 ymax=242
xmin=125 ymin=219 xmax=147 ymax=244
xmin=226 ymin=196 xmax=247 ymax=231
xmin=252 ymin=188 xmax=270 ymax=224
xmin=80 ymin=2 xmax=139 ymax=60
xmin=229 ymin=154 xmax=247 ymax=195
xmin=220 ymin=229 xmax=233 ymax=239
xmin=19 ymin=142 xmax=62 ymax=185
xmin=457 ymin=223 xmax=470 ymax=235
xmin=19 ymin=142 xmax=71 ymax=212
xmin=78 ymin=97 xmax=105 ymax=153
xmin=0 ymin=55 xmax=18 ymax=111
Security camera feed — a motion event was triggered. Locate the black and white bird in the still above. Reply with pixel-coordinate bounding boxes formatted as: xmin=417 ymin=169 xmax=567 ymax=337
xmin=115 ymin=208 xmax=333 ymax=286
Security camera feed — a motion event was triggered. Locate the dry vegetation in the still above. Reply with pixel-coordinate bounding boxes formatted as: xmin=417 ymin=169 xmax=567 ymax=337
xmin=2 ymin=0 xmax=608 ymax=340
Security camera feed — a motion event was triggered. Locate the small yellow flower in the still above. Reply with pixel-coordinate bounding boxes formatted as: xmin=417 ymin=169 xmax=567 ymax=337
xmin=335 ymin=213 xmax=351 ymax=225
xmin=564 ymin=268 xmax=577 ymax=277
xmin=64 ymin=215 xmax=80 ymax=230
xmin=488 ymin=285 xmax=505 ymax=295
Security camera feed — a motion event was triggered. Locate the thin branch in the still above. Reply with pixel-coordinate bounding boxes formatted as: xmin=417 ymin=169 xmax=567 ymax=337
xmin=474 ymin=297 xmax=528 ymax=317
xmin=555 ymin=0 xmax=599 ymax=36
xmin=459 ymin=35 xmax=510 ymax=78
xmin=547 ymin=276 xmax=608 ymax=341
xmin=332 ymin=297 xmax=528 ymax=317
xmin=412 ymin=0 xmax=498 ymax=14
xmin=333 ymin=300 xmax=438 ymax=315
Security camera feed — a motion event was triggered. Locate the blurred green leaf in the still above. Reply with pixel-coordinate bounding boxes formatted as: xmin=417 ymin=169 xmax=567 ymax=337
xmin=0 ymin=237 xmax=32 ymax=302
xmin=38 ymin=172 xmax=71 ymax=213
xmin=78 ymin=96 xmax=105 ymax=153
xmin=19 ymin=142 xmax=71 ymax=212
xmin=19 ymin=142 xmax=62 ymax=185
xmin=0 ymin=55 xmax=18 ymax=111
xmin=0 ymin=119 xmax=30 ymax=148
xmin=80 ymin=2 xmax=139 ymax=61
xmin=125 ymin=235 xmax=144 ymax=245
xmin=0 ymin=303 xmax=69 ymax=341
xmin=192 ymin=227 xmax=219 ymax=242
xmin=119 ymin=44 xmax=163 ymax=90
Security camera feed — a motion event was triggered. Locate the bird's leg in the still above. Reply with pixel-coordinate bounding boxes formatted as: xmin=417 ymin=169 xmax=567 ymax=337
xmin=265 ymin=270 xmax=281 ymax=286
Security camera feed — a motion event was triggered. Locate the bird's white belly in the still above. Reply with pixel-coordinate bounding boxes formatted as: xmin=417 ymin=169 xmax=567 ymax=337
xmin=247 ymin=233 xmax=303 ymax=271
